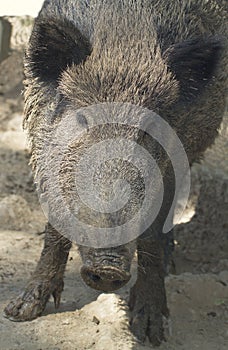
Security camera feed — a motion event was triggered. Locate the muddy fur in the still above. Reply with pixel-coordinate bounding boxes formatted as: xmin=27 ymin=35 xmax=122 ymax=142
xmin=4 ymin=0 xmax=227 ymax=347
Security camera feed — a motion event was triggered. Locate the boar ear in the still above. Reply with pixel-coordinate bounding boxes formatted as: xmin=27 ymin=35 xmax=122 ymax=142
xmin=165 ymin=37 xmax=223 ymax=102
xmin=26 ymin=18 xmax=91 ymax=83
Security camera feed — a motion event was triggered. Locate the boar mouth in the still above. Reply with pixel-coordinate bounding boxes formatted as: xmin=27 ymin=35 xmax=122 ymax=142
xmin=80 ymin=265 xmax=131 ymax=292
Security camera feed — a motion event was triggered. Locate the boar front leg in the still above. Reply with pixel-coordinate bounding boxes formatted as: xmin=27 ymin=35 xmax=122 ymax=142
xmin=129 ymin=237 xmax=169 ymax=346
xmin=4 ymin=224 xmax=71 ymax=321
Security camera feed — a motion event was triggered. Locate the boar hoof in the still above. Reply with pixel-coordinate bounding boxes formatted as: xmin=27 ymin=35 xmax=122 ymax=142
xmin=129 ymin=284 xmax=168 ymax=346
xmin=4 ymin=279 xmax=63 ymax=321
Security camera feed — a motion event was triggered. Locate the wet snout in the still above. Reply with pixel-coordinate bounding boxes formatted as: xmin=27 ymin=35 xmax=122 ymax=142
xmin=79 ymin=242 xmax=135 ymax=292
xmin=81 ymin=265 xmax=131 ymax=291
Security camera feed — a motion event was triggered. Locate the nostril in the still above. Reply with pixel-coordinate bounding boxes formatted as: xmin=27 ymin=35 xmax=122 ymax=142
xmin=112 ymin=280 xmax=124 ymax=287
xmin=87 ymin=272 xmax=101 ymax=283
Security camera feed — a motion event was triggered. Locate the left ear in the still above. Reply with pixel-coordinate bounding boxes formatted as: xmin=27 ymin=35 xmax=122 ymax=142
xmin=165 ymin=36 xmax=224 ymax=103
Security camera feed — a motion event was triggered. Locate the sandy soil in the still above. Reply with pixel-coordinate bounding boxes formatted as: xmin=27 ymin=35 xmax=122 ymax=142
xmin=0 ymin=17 xmax=227 ymax=350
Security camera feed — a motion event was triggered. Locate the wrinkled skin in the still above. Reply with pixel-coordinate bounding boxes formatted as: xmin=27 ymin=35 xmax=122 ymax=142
xmin=4 ymin=0 xmax=227 ymax=346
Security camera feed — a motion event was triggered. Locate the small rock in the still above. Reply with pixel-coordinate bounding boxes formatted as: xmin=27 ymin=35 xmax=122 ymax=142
xmin=207 ymin=311 xmax=217 ymax=317
xmin=218 ymin=270 xmax=228 ymax=286
xmin=92 ymin=315 xmax=100 ymax=325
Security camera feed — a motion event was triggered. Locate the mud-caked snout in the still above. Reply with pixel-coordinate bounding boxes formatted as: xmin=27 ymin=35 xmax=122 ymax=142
xmin=79 ymin=241 xmax=136 ymax=292
xmin=81 ymin=265 xmax=131 ymax=291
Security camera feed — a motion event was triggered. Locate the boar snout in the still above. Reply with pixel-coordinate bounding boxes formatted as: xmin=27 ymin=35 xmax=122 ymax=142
xmin=81 ymin=265 xmax=131 ymax=291
xmin=79 ymin=242 xmax=136 ymax=292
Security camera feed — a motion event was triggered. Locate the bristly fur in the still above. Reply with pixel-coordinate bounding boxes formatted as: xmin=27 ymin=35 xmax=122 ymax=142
xmin=24 ymin=0 xmax=227 ymax=168
xmin=4 ymin=1 xmax=228 ymax=342
xmin=22 ymin=0 xmax=227 ymax=236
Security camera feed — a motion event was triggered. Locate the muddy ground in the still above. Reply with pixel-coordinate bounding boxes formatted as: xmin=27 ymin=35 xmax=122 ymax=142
xmin=0 ymin=17 xmax=227 ymax=350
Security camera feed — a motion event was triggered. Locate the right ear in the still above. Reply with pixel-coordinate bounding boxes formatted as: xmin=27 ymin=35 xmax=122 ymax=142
xmin=26 ymin=18 xmax=91 ymax=83
xmin=164 ymin=36 xmax=224 ymax=103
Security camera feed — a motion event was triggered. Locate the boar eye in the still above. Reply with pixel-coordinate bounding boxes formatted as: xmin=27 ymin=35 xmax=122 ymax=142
xmin=26 ymin=18 xmax=91 ymax=83
xmin=77 ymin=113 xmax=88 ymax=129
